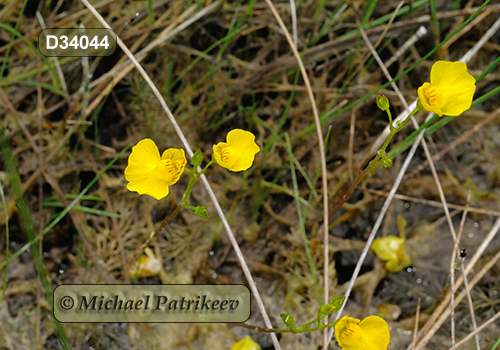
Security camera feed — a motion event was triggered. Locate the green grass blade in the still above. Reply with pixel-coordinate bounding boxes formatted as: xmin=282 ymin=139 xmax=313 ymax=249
xmin=17 ymin=81 xmax=65 ymax=96
xmin=43 ymin=202 xmax=121 ymax=218
xmin=429 ymin=0 xmax=441 ymax=45
xmin=147 ymin=0 xmax=154 ymax=25
xmin=0 ymin=22 xmax=62 ymax=90
xmin=0 ymin=0 xmax=28 ymax=78
xmin=491 ymin=336 xmax=500 ymax=350
xmin=0 ymin=178 xmax=8 ymax=302
xmin=0 ymin=58 xmax=74 ymax=87
xmin=361 ymin=0 xmax=378 ymax=28
xmin=310 ymin=0 xmax=345 ymax=46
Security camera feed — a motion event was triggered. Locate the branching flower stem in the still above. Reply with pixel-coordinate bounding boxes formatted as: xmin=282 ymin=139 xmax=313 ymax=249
xmin=349 ymin=106 xmax=419 ymax=197
xmin=329 ymin=106 xmax=419 ymax=219
xmin=231 ymin=313 xmax=340 ymax=334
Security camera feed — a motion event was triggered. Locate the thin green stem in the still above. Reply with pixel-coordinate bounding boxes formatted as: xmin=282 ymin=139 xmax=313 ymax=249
xmin=328 ymin=106 xmax=420 ymax=218
xmin=199 ymin=159 xmax=215 ymax=176
xmin=181 ymin=173 xmax=198 ymax=207
xmin=181 ymin=160 xmax=215 ymax=208
xmin=378 ymin=107 xmax=420 ymax=158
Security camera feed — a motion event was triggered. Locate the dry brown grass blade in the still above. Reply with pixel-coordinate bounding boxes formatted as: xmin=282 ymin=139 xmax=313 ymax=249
xmin=411 ymin=298 xmax=421 ymax=350
xmin=366 ymin=188 xmax=500 ymax=217
xmin=449 ymin=192 xmax=471 ymax=350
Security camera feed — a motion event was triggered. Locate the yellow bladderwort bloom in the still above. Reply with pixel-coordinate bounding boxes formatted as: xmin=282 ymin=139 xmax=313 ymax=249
xmin=417 ymin=61 xmax=476 ymax=116
xmin=213 ymin=129 xmax=260 ymax=172
xmin=335 ymin=315 xmax=390 ymax=350
xmin=128 ymin=247 xmax=162 ymax=279
xmin=231 ymin=336 xmax=261 ymax=350
xmin=371 ymin=236 xmax=411 ymax=273
xmin=124 ymin=139 xmax=186 ymax=200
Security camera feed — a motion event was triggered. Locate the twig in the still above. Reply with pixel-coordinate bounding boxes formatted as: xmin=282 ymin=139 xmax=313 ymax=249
xmin=84 ymin=4 xmax=201 ymax=118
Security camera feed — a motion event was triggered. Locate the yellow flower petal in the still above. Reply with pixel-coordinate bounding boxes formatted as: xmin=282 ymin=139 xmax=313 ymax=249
xmin=124 ymin=139 xmax=186 ymax=200
xmin=126 ymin=176 xmax=170 ymax=200
xmin=371 ymin=236 xmax=411 ymax=273
xmin=358 ymin=316 xmax=391 ymax=349
xmin=128 ymin=247 xmax=162 ymax=278
xmin=335 ymin=315 xmax=390 ymax=350
xmin=124 ymin=139 xmax=161 ymax=180
xmin=417 ymin=61 xmax=476 ymax=116
xmin=231 ymin=335 xmax=261 ymax=350
xmin=335 ymin=316 xmax=361 ymax=348
xmin=213 ymin=129 xmax=260 ymax=172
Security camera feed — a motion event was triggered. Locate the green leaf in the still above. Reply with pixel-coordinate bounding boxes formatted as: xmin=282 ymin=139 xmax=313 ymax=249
xmin=280 ymin=313 xmax=295 ymax=328
xmin=191 ymin=149 xmax=203 ymax=167
xmin=194 ymin=206 xmax=209 ymax=219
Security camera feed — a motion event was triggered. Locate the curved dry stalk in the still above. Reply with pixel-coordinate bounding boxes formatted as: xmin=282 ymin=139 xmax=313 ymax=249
xmin=261 ymin=1 xmax=330 ymax=347
xmin=79 ymin=1 xmax=281 ymax=349
xmin=289 ymin=0 xmax=297 ymax=46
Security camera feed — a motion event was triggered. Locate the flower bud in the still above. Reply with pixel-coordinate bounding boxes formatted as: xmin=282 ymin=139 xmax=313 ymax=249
xmin=382 ymin=156 xmax=393 ymax=168
xmin=376 ymin=95 xmax=390 ymax=111
xmin=280 ymin=313 xmax=295 ymax=328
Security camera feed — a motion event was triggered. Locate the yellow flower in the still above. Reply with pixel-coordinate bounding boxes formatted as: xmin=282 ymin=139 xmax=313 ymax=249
xmin=371 ymin=236 xmax=411 ymax=273
xmin=213 ymin=129 xmax=260 ymax=172
xmin=335 ymin=315 xmax=390 ymax=350
xmin=417 ymin=61 xmax=476 ymax=116
xmin=231 ymin=336 xmax=261 ymax=350
xmin=128 ymin=247 xmax=162 ymax=279
xmin=124 ymin=139 xmax=186 ymax=200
